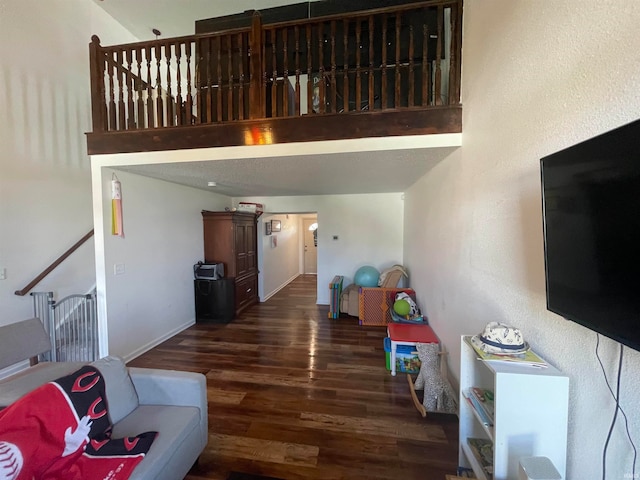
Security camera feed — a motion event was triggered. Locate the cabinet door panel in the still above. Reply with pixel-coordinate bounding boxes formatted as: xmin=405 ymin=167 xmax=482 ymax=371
xmin=235 ymin=223 xmax=249 ymax=276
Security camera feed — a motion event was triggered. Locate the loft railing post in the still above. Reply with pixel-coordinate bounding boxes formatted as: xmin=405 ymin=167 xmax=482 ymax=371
xmin=249 ymin=11 xmax=264 ymax=119
xmin=89 ymin=35 xmax=106 ymax=132
xmin=448 ymin=0 xmax=463 ymax=105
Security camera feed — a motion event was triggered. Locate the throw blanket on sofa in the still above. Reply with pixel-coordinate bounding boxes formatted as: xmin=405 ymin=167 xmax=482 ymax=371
xmin=0 ymin=365 xmax=156 ymax=480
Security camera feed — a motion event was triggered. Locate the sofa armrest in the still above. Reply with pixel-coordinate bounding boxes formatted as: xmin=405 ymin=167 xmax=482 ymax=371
xmin=128 ymin=367 xmax=206 ymax=409
xmin=128 ymin=367 xmax=208 ymax=455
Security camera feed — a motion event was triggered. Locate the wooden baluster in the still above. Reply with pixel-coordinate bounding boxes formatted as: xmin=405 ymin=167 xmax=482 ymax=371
xmin=215 ymin=36 xmax=222 ymax=122
xmin=271 ymin=29 xmax=277 ymax=118
xmin=330 ymin=20 xmax=336 ymax=113
xmin=248 ymin=11 xmax=263 ymax=119
xmin=136 ymin=47 xmax=144 ymax=128
xmin=227 ymin=35 xmax=234 ymax=121
xmin=146 ymin=46 xmax=153 ymax=127
xmin=395 ymin=14 xmax=401 ymax=108
xmin=306 ymin=24 xmax=312 ymax=114
xmin=89 ymin=35 xmax=106 ymax=132
xmin=368 ymin=15 xmax=374 ymax=111
xmin=107 ymin=49 xmax=116 ymax=130
xmin=207 ymin=37 xmax=214 ymax=122
xmin=165 ymin=42 xmax=173 ymax=126
xmin=155 ymin=44 xmax=164 ymax=127
xmin=408 ymin=25 xmax=414 ymax=107
xmin=448 ymin=1 xmax=463 ymax=105
xmin=381 ymin=15 xmax=388 ymax=110
xmin=317 ymin=22 xmax=325 ymax=114
xmin=294 ymin=25 xmax=301 ymax=116
xmin=117 ymin=49 xmax=126 ymax=129
xmin=422 ymin=23 xmax=429 ymax=106
xmin=186 ymin=41 xmax=194 ymax=124
xmin=175 ymin=42 xmax=183 ymax=126
xmin=126 ymin=49 xmax=135 ymax=128
xmin=261 ymin=27 xmax=268 ymax=118
xmin=434 ymin=5 xmax=443 ymax=105
xmin=343 ymin=19 xmax=349 ymax=113
xmin=355 ymin=20 xmax=361 ymax=112
xmin=238 ymin=33 xmax=245 ymax=120
xmin=283 ymin=28 xmax=289 ymax=117
xmin=212 ymin=35 xmax=222 ymax=122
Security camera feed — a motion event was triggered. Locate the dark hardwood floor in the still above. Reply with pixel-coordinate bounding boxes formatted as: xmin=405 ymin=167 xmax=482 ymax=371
xmin=127 ymin=275 xmax=459 ymax=480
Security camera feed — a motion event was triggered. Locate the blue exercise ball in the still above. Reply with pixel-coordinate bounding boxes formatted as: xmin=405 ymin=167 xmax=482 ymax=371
xmin=354 ymin=266 xmax=380 ymax=287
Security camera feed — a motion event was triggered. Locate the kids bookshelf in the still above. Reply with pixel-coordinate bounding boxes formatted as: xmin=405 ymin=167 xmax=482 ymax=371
xmin=458 ymin=336 xmax=569 ymax=479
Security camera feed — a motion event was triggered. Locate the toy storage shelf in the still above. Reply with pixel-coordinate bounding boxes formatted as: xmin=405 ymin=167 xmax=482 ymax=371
xmin=458 ymin=336 xmax=569 ymax=480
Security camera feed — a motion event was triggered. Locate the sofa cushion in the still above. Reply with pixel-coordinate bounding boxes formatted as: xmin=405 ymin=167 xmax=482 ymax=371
xmin=91 ymin=355 xmax=139 ymax=424
xmin=112 ymin=405 xmax=201 ymax=480
xmin=0 ymin=362 xmax=85 ymax=407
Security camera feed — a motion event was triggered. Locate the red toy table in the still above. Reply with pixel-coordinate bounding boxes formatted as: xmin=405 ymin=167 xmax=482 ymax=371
xmin=387 ymin=323 xmax=438 ymax=376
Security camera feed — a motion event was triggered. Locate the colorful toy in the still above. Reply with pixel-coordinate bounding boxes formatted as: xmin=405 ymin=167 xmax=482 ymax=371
xmin=393 ymin=299 xmax=411 ymax=316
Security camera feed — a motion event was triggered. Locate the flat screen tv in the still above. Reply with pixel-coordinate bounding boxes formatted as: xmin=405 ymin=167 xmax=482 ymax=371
xmin=540 ymin=119 xmax=640 ymax=352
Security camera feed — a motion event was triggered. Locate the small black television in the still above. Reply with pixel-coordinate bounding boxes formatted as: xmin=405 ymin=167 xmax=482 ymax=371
xmin=540 ymin=119 xmax=640 ymax=352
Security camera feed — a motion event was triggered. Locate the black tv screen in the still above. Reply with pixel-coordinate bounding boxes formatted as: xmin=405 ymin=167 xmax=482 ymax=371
xmin=541 ymin=119 xmax=640 ymax=352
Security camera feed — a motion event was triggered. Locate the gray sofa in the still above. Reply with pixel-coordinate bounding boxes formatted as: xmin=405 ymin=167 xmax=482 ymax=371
xmin=0 ymin=318 xmax=208 ymax=480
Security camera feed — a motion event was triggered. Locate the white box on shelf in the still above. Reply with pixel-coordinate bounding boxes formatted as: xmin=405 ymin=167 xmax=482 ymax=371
xmin=237 ymin=202 xmax=264 ymax=214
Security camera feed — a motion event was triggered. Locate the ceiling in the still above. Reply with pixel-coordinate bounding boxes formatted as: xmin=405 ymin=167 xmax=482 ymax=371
xmin=116 ymin=147 xmax=457 ymax=197
xmin=93 ymin=0 xmax=456 ymax=197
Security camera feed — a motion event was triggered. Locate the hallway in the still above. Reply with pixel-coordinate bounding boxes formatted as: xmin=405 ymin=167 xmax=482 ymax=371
xmin=128 ymin=275 xmax=459 ymax=479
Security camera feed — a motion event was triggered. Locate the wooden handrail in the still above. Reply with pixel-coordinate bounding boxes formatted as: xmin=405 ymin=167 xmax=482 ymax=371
xmin=15 ymin=229 xmax=95 ymax=296
xmin=88 ymin=0 xmax=462 ymax=132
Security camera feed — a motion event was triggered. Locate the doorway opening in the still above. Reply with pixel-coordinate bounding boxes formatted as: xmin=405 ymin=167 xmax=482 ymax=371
xmin=258 ymin=212 xmax=318 ymax=303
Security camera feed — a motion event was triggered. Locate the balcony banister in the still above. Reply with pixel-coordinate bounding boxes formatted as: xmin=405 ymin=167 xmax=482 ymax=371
xmin=86 ymin=0 xmax=463 ymax=153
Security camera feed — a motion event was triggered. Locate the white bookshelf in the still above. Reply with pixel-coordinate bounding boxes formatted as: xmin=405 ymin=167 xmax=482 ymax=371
xmin=459 ymin=336 xmax=569 ymax=480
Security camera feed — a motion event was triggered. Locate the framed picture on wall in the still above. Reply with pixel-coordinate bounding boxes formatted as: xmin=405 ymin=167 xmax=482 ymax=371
xmin=265 ymin=221 xmax=272 ymax=235
xmin=271 ymin=220 xmax=281 ymax=232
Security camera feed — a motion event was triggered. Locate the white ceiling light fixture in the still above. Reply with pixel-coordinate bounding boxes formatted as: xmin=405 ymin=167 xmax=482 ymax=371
xmin=207 ymin=181 xmax=217 ymax=187
xmin=308 ymin=222 xmax=318 ymax=231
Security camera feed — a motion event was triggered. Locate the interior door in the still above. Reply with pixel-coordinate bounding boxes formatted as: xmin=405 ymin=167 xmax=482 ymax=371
xmin=303 ymin=218 xmax=318 ymax=274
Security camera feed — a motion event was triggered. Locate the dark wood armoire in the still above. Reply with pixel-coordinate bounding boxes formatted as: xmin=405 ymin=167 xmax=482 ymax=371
xmin=201 ymin=211 xmax=258 ymax=315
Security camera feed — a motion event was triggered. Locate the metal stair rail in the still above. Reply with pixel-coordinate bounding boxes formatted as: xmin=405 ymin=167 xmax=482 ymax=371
xmin=31 ymin=291 xmax=98 ymax=362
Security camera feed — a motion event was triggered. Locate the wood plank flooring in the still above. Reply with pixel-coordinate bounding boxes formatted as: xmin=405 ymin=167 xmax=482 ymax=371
xmin=127 ymin=275 xmax=459 ymax=480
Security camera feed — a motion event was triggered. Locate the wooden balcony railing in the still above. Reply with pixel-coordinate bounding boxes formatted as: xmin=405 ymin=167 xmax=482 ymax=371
xmin=88 ymin=0 xmax=462 ymax=151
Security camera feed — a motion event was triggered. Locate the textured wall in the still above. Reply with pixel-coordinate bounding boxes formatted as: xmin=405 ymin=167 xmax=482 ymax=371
xmin=404 ymin=1 xmax=640 ymax=477
xmin=0 ymin=0 xmax=138 ymax=324
xmin=238 ymin=193 xmax=405 ymax=305
xmin=98 ymin=168 xmax=229 ymax=360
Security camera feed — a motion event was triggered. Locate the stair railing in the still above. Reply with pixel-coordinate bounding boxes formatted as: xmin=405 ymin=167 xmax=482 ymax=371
xmin=31 ymin=291 xmax=98 ymax=362
xmin=14 ymin=229 xmax=95 ymax=296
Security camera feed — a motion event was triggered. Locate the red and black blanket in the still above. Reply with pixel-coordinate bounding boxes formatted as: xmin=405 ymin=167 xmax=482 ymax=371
xmin=0 ymin=365 xmax=156 ymax=480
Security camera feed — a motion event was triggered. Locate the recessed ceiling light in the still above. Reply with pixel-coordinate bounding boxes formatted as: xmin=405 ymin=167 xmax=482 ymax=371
xmin=207 ymin=181 xmax=217 ymax=187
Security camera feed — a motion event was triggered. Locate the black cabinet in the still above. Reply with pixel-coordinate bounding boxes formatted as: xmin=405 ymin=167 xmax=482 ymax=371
xmin=194 ymin=278 xmax=235 ymax=323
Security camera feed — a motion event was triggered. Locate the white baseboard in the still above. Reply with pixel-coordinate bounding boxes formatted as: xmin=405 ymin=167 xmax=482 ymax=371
xmin=122 ymin=318 xmax=195 ymax=363
xmin=262 ymin=273 xmax=300 ymax=302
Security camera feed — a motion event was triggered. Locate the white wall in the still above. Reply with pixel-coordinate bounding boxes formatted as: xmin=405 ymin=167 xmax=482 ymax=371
xmin=237 ymin=193 xmax=404 ymax=304
xmin=91 ymin=174 xmax=403 ymax=358
xmin=96 ymin=168 xmax=230 ymax=360
xmin=0 ymin=0 xmax=138 ymax=324
xmin=260 ymin=213 xmax=301 ymax=300
xmin=404 ymin=1 xmax=640 ymax=478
